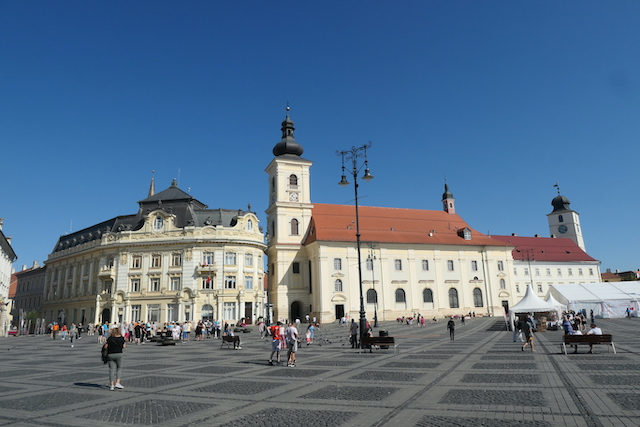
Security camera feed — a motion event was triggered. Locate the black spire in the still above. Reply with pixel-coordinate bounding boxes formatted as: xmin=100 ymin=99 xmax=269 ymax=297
xmin=272 ymin=105 xmax=304 ymax=157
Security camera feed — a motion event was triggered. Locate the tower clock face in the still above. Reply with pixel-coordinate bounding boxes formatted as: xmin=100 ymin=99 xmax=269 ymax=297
xmin=289 ymin=192 xmax=299 ymax=201
xmin=558 ymin=225 xmax=568 ymax=234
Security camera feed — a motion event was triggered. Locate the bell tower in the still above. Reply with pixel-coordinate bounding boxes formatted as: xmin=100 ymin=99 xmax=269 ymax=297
xmin=547 ymin=184 xmax=585 ymax=251
xmin=442 ymin=182 xmax=456 ymax=214
xmin=265 ymin=109 xmax=313 ymax=322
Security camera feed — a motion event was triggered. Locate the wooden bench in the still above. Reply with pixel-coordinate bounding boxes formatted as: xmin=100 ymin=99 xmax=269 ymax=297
xmin=360 ymin=336 xmax=399 ymax=354
xmin=221 ymin=335 xmax=241 ymax=349
xmin=562 ymin=334 xmax=616 ymax=354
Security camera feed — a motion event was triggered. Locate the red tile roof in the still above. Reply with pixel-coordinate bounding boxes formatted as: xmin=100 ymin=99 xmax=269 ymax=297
xmin=303 ymin=204 xmax=512 ymax=247
xmin=490 ymin=235 xmax=597 ymax=262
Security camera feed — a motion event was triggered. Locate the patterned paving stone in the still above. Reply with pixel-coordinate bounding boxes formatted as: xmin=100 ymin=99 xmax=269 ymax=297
xmin=217 ymin=407 xmax=358 ymax=427
xmin=41 ymin=372 xmax=106 ymax=383
xmin=126 ymin=363 xmax=176 ymax=371
xmin=577 ymin=363 xmax=640 ymax=371
xmin=381 ymin=361 xmax=441 ymax=369
xmin=590 ymin=375 xmax=640 ymax=386
xmin=126 ymin=375 xmax=193 ymax=388
xmin=192 ymin=380 xmax=286 ymax=395
xmin=300 ymin=385 xmax=398 ymax=401
xmin=0 ymin=369 xmax=49 ymax=377
xmin=403 ymin=354 xmax=452 ymax=360
xmin=0 ymin=385 xmax=21 ymax=393
xmin=312 ymin=360 xmax=359 ymax=366
xmin=0 ymin=392 xmax=102 ymax=411
xmin=439 ymin=389 xmax=547 ymax=406
xmin=607 ymin=393 xmax=640 ymax=410
xmin=260 ymin=368 xmax=329 ymax=378
xmin=480 ymin=354 xmax=534 ymax=360
xmin=472 ymin=362 xmax=537 ymax=370
xmin=80 ymin=399 xmax=210 ymax=424
xmin=183 ymin=365 xmax=244 ymax=374
xmin=462 ymin=373 xmax=541 ymax=384
xmin=414 ymin=415 xmax=552 ymax=427
xmin=350 ymin=371 xmax=424 ymax=381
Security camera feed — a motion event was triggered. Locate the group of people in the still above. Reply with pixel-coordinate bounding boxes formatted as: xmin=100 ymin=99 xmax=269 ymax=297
xmin=268 ymin=321 xmax=299 ymax=367
xmin=562 ymin=315 xmax=603 ymax=353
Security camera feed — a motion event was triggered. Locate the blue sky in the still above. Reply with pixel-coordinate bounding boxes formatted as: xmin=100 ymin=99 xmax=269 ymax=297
xmin=1 ymin=2 xmax=639 ymax=272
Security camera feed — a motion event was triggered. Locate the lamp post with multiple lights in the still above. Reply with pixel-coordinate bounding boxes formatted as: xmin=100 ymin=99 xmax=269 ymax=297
xmin=337 ymin=142 xmax=373 ymax=348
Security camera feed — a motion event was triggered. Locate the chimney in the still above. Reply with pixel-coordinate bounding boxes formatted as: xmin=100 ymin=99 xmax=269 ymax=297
xmin=511 ymin=233 xmax=518 ymax=236
xmin=22 ymin=265 xmax=27 ymax=271
xmin=33 ymin=260 xmax=39 ymax=268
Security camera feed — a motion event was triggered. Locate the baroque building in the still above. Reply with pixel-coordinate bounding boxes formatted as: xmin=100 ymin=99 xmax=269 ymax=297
xmin=0 ymin=219 xmax=18 ymax=336
xmin=42 ymin=180 xmax=265 ymax=326
xmin=265 ymin=114 xmax=518 ymax=324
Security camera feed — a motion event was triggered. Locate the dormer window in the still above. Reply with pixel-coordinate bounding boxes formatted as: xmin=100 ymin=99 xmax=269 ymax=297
xmin=247 ymin=219 xmax=253 ymax=231
xmin=153 ymin=215 xmax=163 ymax=231
xmin=457 ymin=227 xmax=472 ymax=240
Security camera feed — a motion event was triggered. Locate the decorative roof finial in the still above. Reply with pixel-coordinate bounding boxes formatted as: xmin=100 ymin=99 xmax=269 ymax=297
xmin=148 ymin=170 xmax=156 ymax=197
xmin=554 ymin=182 xmax=561 ymax=195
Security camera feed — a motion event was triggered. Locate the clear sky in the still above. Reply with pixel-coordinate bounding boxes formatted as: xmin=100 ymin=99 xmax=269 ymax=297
xmin=1 ymin=2 xmax=639 ymax=273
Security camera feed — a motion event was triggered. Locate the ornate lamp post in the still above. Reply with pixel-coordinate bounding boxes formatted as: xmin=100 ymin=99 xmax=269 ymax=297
xmin=337 ymin=142 xmax=374 ymax=348
xmin=367 ymin=243 xmax=378 ymax=328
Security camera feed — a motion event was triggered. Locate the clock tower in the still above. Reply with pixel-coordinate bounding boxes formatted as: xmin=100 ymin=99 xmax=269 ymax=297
xmin=547 ymin=187 xmax=585 ymax=251
xmin=265 ymin=111 xmax=313 ymax=322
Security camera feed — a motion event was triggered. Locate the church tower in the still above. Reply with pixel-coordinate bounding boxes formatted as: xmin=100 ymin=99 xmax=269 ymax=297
xmin=442 ymin=183 xmax=456 ymax=214
xmin=547 ymin=186 xmax=585 ymax=251
xmin=265 ymin=110 xmax=313 ymax=322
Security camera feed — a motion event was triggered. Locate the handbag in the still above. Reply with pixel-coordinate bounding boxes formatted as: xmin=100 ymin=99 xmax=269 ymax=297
xmin=101 ymin=345 xmax=109 ymax=364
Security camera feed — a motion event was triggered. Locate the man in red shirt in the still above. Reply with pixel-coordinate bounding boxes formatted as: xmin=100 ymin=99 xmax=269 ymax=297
xmin=268 ymin=322 xmax=284 ymax=365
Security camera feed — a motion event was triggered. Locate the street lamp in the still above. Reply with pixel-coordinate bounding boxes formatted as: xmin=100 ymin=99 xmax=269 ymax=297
xmin=337 ymin=142 xmax=374 ymax=348
xmin=367 ymin=244 xmax=378 ymax=328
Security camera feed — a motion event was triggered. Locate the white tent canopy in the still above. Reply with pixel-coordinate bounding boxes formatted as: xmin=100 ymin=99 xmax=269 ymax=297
xmin=549 ymin=282 xmax=640 ymax=318
xmin=508 ymin=284 xmax=557 ymax=325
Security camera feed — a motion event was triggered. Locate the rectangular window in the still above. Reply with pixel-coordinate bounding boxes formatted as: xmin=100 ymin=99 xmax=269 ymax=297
xmin=202 ymin=276 xmax=213 ymax=289
xmin=366 ymin=258 xmax=373 ymax=270
xmin=167 ymin=304 xmax=178 ymax=322
xmin=537 ymin=284 xmax=543 ymax=293
xmin=513 ymin=268 xmax=517 ymax=276
xmin=150 ymin=277 xmax=160 ymax=292
xmin=132 ymin=256 xmax=142 ymax=269
xmin=557 ymin=268 xmax=562 ymax=276
xmin=578 ymin=268 xmax=583 ymax=276
xmin=497 ymin=261 xmax=504 ymax=271
xmin=225 ymin=252 xmax=237 ymax=265
xmin=151 ymin=254 xmax=162 ymax=268
xmin=334 ymin=258 xmax=342 ymax=270
xmin=589 ymin=268 xmax=594 ymax=276
xmin=535 ymin=268 xmax=540 ymax=276
xmin=245 ymin=276 xmax=253 ymax=290
xmin=546 ymin=268 xmax=551 ymax=276
xmin=223 ymin=302 xmax=237 ymax=320
xmin=395 ymin=259 xmax=402 ymax=271
xmin=224 ymin=275 xmax=236 ymax=289
xmin=422 ymin=259 xmax=429 ymax=271
xmin=516 ymin=284 xmax=520 ymax=293
xmin=203 ymin=252 xmax=215 ymax=266
xmin=130 ymin=278 xmax=140 ymax=292
xmin=245 ymin=253 xmax=253 ymax=267
xmin=524 ymin=268 xmax=529 ymax=276
xmin=471 ymin=260 xmax=478 ymax=271
xmin=568 ymin=268 xmax=573 ymax=276
xmin=147 ymin=304 xmax=160 ymax=323
xmin=131 ymin=305 xmax=141 ymax=322
xmin=292 ymin=262 xmax=300 ymax=274
xmin=447 ymin=260 xmax=454 ymax=271
xmin=171 ymin=253 xmax=182 ymax=267
xmin=170 ymin=277 xmax=181 ymax=291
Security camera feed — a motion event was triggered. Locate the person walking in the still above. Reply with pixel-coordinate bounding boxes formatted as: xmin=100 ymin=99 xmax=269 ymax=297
xmin=69 ymin=323 xmax=78 ymax=348
xmin=285 ymin=322 xmax=299 ymax=367
xmin=104 ymin=327 xmax=126 ymax=391
xmin=350 ymin=319 xmax=359 ymax=349
xmin=520 ymin=317 xmax=535 ymax=352
xmin=447 ymin=318 xmax=455 ymax=341
xmin=268 ymin=322 xmax=284 ymax=365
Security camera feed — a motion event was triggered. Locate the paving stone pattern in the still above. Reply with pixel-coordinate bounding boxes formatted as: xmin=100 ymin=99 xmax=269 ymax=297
xmin=3 ymin=317 xmax=640 ymax=426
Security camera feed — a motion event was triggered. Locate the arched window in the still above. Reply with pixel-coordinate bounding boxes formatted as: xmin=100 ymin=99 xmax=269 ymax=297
xmin=247 ymin=219 xmax=253 ymax=231
xmin=449 ymin=288 xmax=459 ymax=308
xmin=395 ymin=288 xmax=406 ymax=303
xmin=153 ymin=215 xmax=163 ymax=231
xmin=289 ymin=174 xmax=298 ymax=186
xmin=290 ymin=218 xmax=299 ymax=235
xmin=423 ymin=288 xmax=434 ymax=303
xmin=473 ymin=288 xmax=483 ymax=307
xmin=366 ymin=288 xmax=377 ymax=304
xmin=499 ymin=279 xmax=506 ymax=290
xmin=201 ymin=304 xmax=214 ymax=320
xmin=334 ymin=279 xmax=343 ymax=292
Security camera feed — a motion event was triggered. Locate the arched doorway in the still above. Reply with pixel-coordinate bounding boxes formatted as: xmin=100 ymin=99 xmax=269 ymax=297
xmin=201 ymin=304 xmax=214 ymax=321
xmin=290 ymin=301 xmax=303 ymax=322
xmin=101 ymin=308 xmax=111 ymax=324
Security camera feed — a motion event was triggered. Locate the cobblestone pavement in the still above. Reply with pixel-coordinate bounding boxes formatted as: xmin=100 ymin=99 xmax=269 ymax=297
xmin=2 ymin=317 xmax=640 ymax=426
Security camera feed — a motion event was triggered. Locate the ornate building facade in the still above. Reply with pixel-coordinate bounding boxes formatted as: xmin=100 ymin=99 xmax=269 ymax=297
xmin=265 ymin=115 xmax=519 ymax=324
xmin=42 ymin=180 xmax=266 ymax=326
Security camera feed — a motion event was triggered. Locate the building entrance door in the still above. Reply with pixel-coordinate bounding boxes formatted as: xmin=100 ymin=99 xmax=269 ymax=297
xmin=335 ymin=304 xmax=344 ymax=320
xmin=244 ymin=302 xmax=253 ymax=324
